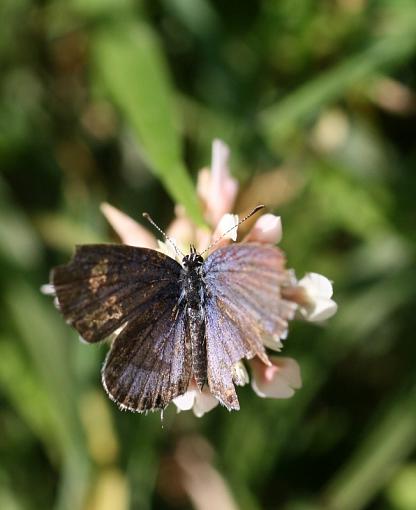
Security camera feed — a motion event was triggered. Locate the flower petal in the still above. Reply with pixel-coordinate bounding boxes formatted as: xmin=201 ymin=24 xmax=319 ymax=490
xmin=173 ymin=390 xmax=197 ymax=412
xmin=250 ymin=357 xmax=302 ymax=399
xmin=304 ymin=299 xmax=338 ymax=322
xmin=205 ymin=214 xmax=239 ymax=254
xmin=261 ymin=334 xmax=284 ymax=352
xmin=156 ymin=240 xmax=182 ymax=262
xmin=215 ymin=213 xmax=239 ymax=241
xmin=244 ymin=214 xmax=283 ymax=244
xmin=166 ymin=205 xmax=196 ymax=253
xmin=197 ymin=139 xmax=238 ymax=226
xmin=297 ymin=273 xmax=338 ymax=322
xmin=173 ymin=385 xmax=219 ymax=417
xmin=211 ymin=139 xmax=230 ymax=190
xmin=273 ymin=357 xmax=302 ymax=389
xmin=193 ymin=389 xmax=219 ymax=417
xmin=40 ymin=284 xmax=55 ymax=296
xmin=232 ymin=362 xmax=250 ymax=386
xmin=298 ymin=272 xmax=334 ymax=300
xmin=196 ymin=168 xmax=211 ymax=206
xmin=100 ymin=202 xmax=158 ymax=249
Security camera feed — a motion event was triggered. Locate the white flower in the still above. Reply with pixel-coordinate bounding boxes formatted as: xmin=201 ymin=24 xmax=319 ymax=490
xmin=214 ymin=213 xmax=239 ymax=241
xmin=100 ymin=202 xmax=158 ymax=249
xmin=251 ymin=357 xmax=302 ymax=399
xmin=197 ymin=139 xmax=239 ymax=226
xmin=232 ymin=361 xmax=250 ymax=386
xmin=85 ymin=140 xmax=337 ymax=416
xmin=261 ymin=334 xmax=284 ymax=352
xmin=297 ymin=272 xmax=338 ymax=322
xmin=173 ymin=386 xmax=219 ymax=418
xmin=244 ymin=213 xmax=283 ymax=245
xmin=40 ymin=283 xmax=55 ymax=295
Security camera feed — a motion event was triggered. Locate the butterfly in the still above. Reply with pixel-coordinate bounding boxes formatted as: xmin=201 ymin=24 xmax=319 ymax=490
xmin=50 ymin=207 xmax=295 ymax=412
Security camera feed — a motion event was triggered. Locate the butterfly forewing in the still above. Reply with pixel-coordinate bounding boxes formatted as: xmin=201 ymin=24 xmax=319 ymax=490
xmin=51 ymin=245 xmax=181 ymax=343
xmin=203 ymin=243 xmax=296 ymax=409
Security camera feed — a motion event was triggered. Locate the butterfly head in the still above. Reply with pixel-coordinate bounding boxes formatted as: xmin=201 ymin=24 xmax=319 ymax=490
xmin=182 ymin=245 xmax=204 ymax=270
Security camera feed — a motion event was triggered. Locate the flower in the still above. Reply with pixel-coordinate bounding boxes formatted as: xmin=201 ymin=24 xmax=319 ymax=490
xmin=97 ymin=139 xmax=337 ymax=416
xmin=173 ymin=383 xmax=219 ymax=418
xmin=250 ymin=357 xmax=302 ymax=399
xmin=243 ymin=213 xmax=283 ymax=245
xmin=197 ymin=139 xmax=238 ymax=226
xmin=100 ymin=202 xmax=158 ymax=249
xmin=296 ymin=273 xmax=338 ymax=321
xmin=172 ymin=361 xmax=250 ymax=417
xmin=232 ymin=361 xmax=250 ymax=386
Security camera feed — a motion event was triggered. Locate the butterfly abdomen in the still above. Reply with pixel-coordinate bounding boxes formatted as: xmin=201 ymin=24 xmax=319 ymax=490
xmin=187 ymin=306 xmax=207 ymax=389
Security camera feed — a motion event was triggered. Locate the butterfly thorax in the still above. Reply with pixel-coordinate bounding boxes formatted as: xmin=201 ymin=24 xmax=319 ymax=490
xmin=181 ymin=252 xmax=204 ymax=308
xmin=181 ymin=249 xmax=207 ymax=389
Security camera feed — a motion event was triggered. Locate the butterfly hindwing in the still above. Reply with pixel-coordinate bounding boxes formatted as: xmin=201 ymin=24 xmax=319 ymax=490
xmin=102 ymin=300 xmax=192 ymax=412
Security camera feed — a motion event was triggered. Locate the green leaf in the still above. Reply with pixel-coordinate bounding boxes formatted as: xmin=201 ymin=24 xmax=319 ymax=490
xmin=92 ymin=22 xmax=204 ymax=224
xmin=0 ymin=177 xmax=41 ymax=268
xmin=321 ymin=382 xmax=416 ymax=510
xmin=387 ymin=464 xmax=416 ymax=510
xmin=0 ymin=339 xmax=59 ymax=451
xmin=5 ymin=281 xmax=90 ymax=510
xmin=70 ymin=0 xmax=134 ymax=17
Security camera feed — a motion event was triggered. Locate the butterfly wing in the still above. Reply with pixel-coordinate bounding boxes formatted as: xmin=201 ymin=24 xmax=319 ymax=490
xmin=203 ymin=243 xmax=297 ymax=410
xmin=51 ymin=244 xmax=181 ymax=342
xmin=52 ymin=244 xmax=191 ymax=411
xmin=102 ymin=300 xmax=191 ymax=411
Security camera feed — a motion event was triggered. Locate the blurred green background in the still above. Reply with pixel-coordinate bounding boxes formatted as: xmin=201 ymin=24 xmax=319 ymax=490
xmin=1 ymin=0 xmax=416 ymax=509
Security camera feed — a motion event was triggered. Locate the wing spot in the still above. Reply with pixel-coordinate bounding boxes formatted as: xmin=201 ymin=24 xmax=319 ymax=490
xmin=104 ymin=295 xmax=123 ymax=320
xmin=89 ymin=258 xmax=109 ymax=293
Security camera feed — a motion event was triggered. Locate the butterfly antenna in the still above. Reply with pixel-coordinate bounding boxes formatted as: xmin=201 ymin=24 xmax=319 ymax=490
xmin=142 ymin=212 xmax=185 ymax=259
xmin=200 ymin=204 xmax=265 ymax=256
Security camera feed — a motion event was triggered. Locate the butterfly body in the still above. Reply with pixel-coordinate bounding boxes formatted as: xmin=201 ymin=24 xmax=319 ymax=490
xmin=51 ymin=242 xmax=296 ymax=413
xmin=181 ymin=248 xmax=208 ymax=389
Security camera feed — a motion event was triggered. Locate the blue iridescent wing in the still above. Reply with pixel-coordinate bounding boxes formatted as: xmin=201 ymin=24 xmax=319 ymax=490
xmin=204 ymin=243 xmax=296 ymax=410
